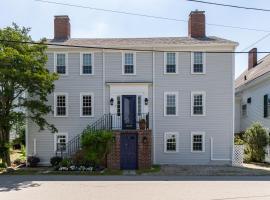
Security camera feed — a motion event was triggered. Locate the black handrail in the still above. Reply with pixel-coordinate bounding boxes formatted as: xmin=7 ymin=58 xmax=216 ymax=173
xmin=66 ymin=112 xmax=149 ymax=156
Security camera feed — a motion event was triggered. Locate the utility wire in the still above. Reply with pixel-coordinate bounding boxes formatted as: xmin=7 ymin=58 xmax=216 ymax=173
xmin=241 ymin=32 xmax=270 ymax=52
xmin=187 ymin=0 xmax=270 ymax=12
xmin=33 ymin=0 xmax=270 ymax=33
xmin=1 ymin=39 xmax=270 ymax=53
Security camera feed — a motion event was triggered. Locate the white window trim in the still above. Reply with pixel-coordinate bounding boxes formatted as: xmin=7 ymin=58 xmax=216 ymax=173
xmin=54 ymin=52 xmax=68 ymax=75
xmin=164 ymin=52 xmax=179 ymax=74
xmin=164 ymin=132 xmax=179 ymax=153
xmin=191 ymin=91 xmax=206 ymax=116
xmin=54 ymin=133 xmax=68 ymax=152
xmin=122 ymin=52 xmax=136 ymax=75
xmin=164 ymin=91 xmax=179 ymax=116
xmin=80 ymin=52 xmax=94 ymax=75
xmin=191 ymin=52 xmax=206 ymax=74
xmin=191 ymin=131 xmax=205 ymax=153
xmin=80 ymin=92 xmax=94 ymax=117
xmin=54 ymin=92 xmax=68 ymax=117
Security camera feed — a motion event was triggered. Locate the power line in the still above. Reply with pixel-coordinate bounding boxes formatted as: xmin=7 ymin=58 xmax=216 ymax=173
xmin=187 ymin=0 xmax=270 ymax=12
xmin=1 ymin=39 xmax=270 ymax=53
xmin=33 ymin=0 xmax=270 ymax=33
xmin=241 ymin=33 xmax=270 ymax=52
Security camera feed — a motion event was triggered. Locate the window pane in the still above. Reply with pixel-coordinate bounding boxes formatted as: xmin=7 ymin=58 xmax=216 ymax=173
xmin=82 ymin=95 xmax=92 ymax=116
xmin=166 ymin=53 xmax=176 ymax=73
xmin=193 ymin=94 xmax=203 ymax=115
xmin=124 ymin=65 xmax=134 ymax=74
xmin=193 ymin=52 xmax=203 ymax=73
xmin=242 ymin=104 xmax=247 ymax=116
xmin=82 ymin=54 xmax=92 ymax=74
xmin=166 ymin=94 xmax=176 ymax=115
xmin=125 ymin=53 xmax=133 ymax=65
xmin=166 ymin=134 xmax=176 ymax=151
xmin=56 ymin=95 xmax=66 ymax=116
xmin=193 ymin=135 xmax=203 ymax=151
xmin=57 ymin=54 xmax=66 ymax=74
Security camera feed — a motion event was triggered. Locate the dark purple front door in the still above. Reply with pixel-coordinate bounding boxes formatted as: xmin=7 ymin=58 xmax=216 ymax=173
xmin=120 ymin=133 xmax=138 ymax=170
xmin=122 ymin=95 xmax=136 ymax=130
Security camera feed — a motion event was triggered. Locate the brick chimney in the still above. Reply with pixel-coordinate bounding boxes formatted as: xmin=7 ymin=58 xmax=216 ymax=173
xmin=248 ymin=48 xmax=257 ymax=70
xmin=188 ymin=10 xmax=206 ymax=38
xmin=54 ymin=15 xmax=70 ymax=40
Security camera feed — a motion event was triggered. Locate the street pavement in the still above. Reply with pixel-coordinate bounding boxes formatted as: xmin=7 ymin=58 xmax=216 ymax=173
xmin=1 ymin=175 xmax=270 ymax=200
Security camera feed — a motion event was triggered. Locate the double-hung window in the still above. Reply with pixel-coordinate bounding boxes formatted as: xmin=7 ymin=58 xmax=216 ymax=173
xmin=55 ymin=93 xmax=68 ymax=117
xmin=80 ymin=93 xmax=93 ymax=117
xmin=55 ymin=53 xmax=67 ymax=75
xmin=192 ymin=52 xmax=205 ymax=74
xmin=191 ymin=132 xmax=205 ymax=152
xmin=191 ymin=91 xmax=206 ymax=116
xmin=123 ymin=52 xmax=135 ymax=75
xmin=165 ymin=52 xmax=177 ymax=74
xmin=164 ymin=92 xmax=178 ymax=116
xmin=164 ymin=132 xmax=178 ymax=153
xmin=55 ymin=134 xmax=68 ymax=152
xmin=81 ymin=53 xmax=93 ymax=75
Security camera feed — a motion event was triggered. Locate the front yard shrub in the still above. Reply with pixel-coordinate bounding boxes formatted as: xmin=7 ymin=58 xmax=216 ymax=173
xmin=27 ymin=156 xmax=40 ymax=167
xmin=244 ymin=122 xmax=269 ymax=162
xmin=71 ymin=150 xmax=91 ymax=167
xmin=59 ymin=158 xmax=72 ymax=167
xmin=81 ymin=129 xmax=113 ymax=167
xmin=0 ymin=162 xmax=7 ymax=169
xmin=50 ymin=156 xmax=63 ymax=167
xmin=234 ymin=135 xmax=245 ymax=145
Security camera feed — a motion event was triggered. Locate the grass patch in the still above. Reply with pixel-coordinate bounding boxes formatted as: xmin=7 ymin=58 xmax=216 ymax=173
xmin=136 ymin=165 xmax=161 ymax=175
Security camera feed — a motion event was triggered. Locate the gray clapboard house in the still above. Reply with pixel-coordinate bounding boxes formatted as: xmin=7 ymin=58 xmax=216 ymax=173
xmin=26 ymin=11 xmax=238 ymax=168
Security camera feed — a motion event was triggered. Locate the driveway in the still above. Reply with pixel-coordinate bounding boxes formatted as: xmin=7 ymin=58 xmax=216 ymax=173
xmin=1 ymin=175 xmax=270 ymax=200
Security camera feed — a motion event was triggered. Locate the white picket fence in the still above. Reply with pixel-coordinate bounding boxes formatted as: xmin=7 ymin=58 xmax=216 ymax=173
xmin=232 ymin=145 xmax=244 ymax=166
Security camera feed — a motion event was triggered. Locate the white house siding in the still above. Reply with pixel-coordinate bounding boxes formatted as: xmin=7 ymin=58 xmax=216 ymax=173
xmin=237 ymin=78 xmax=270 ymax=132
xmin=27 ymin=49 xmax=234 ymax=165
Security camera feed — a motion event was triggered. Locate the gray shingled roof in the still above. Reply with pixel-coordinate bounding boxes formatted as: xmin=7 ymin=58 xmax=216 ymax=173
xmin=235 ymin=54 xmax=270 ymax=89
xmin=48 ymin=36 xmax=237 ymax=47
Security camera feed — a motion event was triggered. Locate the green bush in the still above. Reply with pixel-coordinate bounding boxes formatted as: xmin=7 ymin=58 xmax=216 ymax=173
xmin=59 ymin=158 xmax=72 ymax=167
xmin=0 ymin=162 xmax=7 ymax=168
xmin=244 ymin=122 xmax=269 ymax=162
xmin=71 ymin=150 xmax=91 ymax=167
xmin=50 ymin=156 xmax=63 ymax=167
xmin=81 ymin=129 xmax=113 ymax=167
xmin=234 ymin=135 xmax=245 ymax=145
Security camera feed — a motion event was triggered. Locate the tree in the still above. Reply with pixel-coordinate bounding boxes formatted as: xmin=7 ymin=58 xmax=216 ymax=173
xmin=244 ymin=122 xmax=269 ymax=162
xmin=0 ymin=24 xmax=58 ymax=166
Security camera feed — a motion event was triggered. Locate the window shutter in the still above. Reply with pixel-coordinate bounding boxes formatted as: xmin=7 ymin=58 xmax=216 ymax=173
xmin=264 ymin=94 xmax=268 ymax=118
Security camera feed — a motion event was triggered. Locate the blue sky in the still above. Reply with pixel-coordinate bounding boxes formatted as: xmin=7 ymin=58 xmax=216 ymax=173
xmin=1 ymin=0 xmax=270 ymax=77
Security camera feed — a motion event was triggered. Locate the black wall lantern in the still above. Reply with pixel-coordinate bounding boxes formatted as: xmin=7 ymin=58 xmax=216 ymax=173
xmin=110 ymin=98 xmax=114 ymax=106
xmin=144 ymin=98 xmax=149 ymax=105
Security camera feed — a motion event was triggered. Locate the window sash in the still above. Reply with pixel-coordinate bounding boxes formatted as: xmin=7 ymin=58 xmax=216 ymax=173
xmin=166 ymin=94 xmax=176 ymax=115
xmin=242 ymin=104 xmax=247 ymax=116
xmin=166 ymin=53 xmax=176 ymax=73
xmin=56 ymin=54 xmax=66 ymax=74
xmin=192 ymin=94 xmax=204 ymax=115
xmin=82 ymin=95 xmax=92 ymax=116
xmin=192 ymin=134 xmax=203 ymax=151
xmin=56 ymin=95 xmax=66 ymax=116
xmin=124 ymin=64 xmax=134 ymax=74
xmin=165 ymin=133 xmax=177 ymax=152
xmin=124 ymin=53 xmax=134 ymax=74
xmin=56 ymin=135 xmax=67 ymax=151
xmin=82 ymin=54 xmax=92 ymax=74
xmin=193 ymin=52 xmax=204 ymax=73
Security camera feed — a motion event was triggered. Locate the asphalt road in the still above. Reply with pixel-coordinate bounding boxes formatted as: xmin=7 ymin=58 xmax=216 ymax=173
xmin=1 ymin=175 xmax=270 ymax=200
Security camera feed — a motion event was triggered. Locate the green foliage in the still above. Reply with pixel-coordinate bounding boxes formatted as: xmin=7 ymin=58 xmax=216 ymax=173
xmin=0 ymin=162 xmax=6 ymax=168
xmin=81 ymin=130 xmax=113 ymax=166
xmin=59 ymin=158 xmax=72 ymax=167
xmin=0 ymin=23 xmax=58 ymax=166
xmin=50 ymin=156 xmax=63 ymax=167
xmin=71 ymin=150 xmax=91 ymax=167
xmin=234 ymin=135 xmax=245 ymax=145
xmin=27 ymin=156 xmax=40 ymax=167
xmin=244 ymin=122 xmax=269 ymax=162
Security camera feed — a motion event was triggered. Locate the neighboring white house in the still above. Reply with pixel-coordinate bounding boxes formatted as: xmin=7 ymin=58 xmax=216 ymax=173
xmin=235 ymin=49 xmax=270 ymax=161
xmin=26 ymin=11 xmax=238 ymax=167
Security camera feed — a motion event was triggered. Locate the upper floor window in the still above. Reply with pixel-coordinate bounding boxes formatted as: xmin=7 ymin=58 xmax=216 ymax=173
xmin=191 ymin=91 xmax=206 ymax=116
xmin=81 ymin=53 xmax=93 ymax=75
xmin=165 ymin=52 xmax=177 ymax=74
xmin=164 ymin=92 xmax=178 ymax=116
xmin=191 ymin=132 xmax=205 ymax=152
xmin=123 ymin=52 xmax=135 ymax=75
xmin=80 ymin=93 xmax=93 ymax=117
xmin=164 ymin=132 xmax=178 ymax=153
xmin=264 ymin=94 xmax=270 ymax=118
xmin=192 ymin=52 xmax=205 ymax=74
xmin=55 ymin=53 xmax=67 ymax=75
xmin=54 ymin=93 xmax=68 ymax=117
xmin=242 ymin=104 xmax=247 ymax=117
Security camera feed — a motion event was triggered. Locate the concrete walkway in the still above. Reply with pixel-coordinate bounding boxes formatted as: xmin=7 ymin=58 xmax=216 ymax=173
xmin=1 ymin=175 xmax=270 ymax=200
